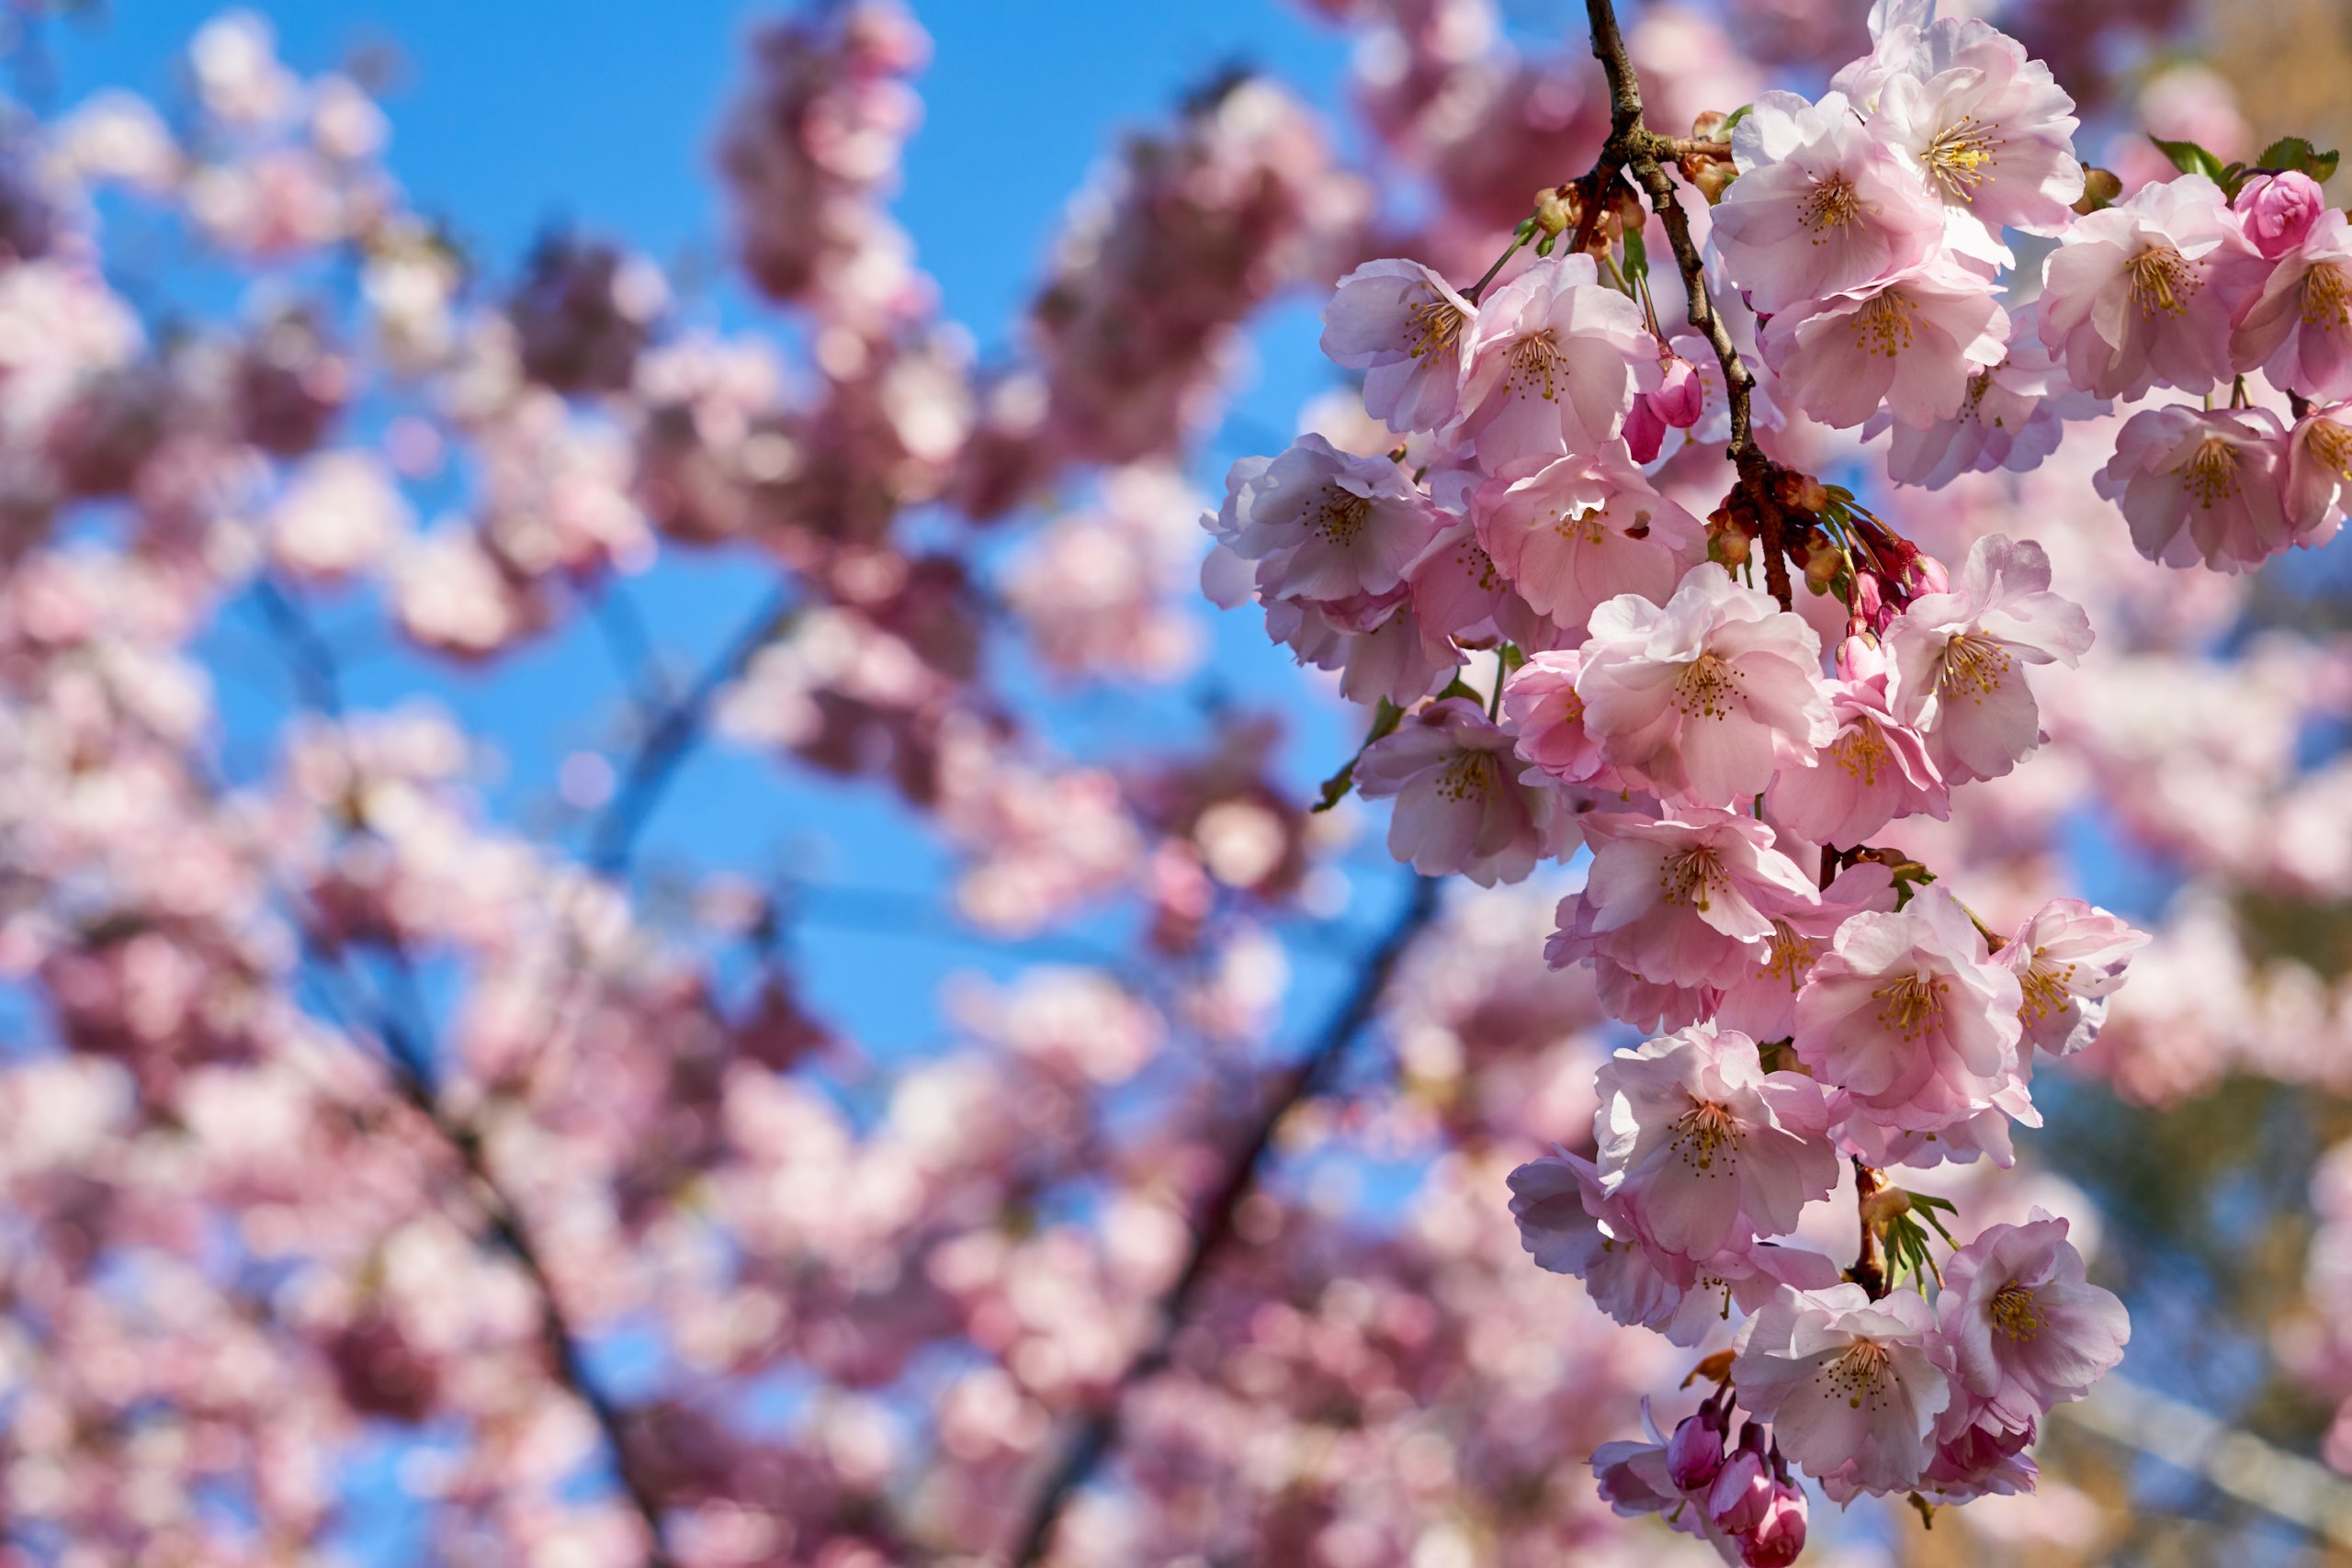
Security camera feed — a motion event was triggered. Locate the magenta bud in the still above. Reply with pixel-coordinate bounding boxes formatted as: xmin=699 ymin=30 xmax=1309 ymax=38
xmin=1707 ymin=1448 xmax=1770 ymax=1535
xmin=1903 ymin=550 xmax=1950 ymax=597
xmin=1740 ymin=1481 xmax=1809 ymax=1568
xmin=1667 ymin=1410 xmax=1725 ymax=1492
xmin=1835 ymin=631 xmax=1888 ymax=682
xmin=1654 ymin=353 xmax=1705 ymax=428
xmin=1624 ymin=393 xmax=1668 ymax=463
xmin=2235 ymin=170 xmax=2325 ymax=261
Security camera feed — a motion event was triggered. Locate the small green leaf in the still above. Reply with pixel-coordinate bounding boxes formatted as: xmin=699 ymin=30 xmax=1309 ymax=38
xmin=1718 ymin=104 xmax=1753 ymax=137
xmin=1310 ymin=761 xmax=1356 ymax=814
xmin=1436 ymin=676 xmax=1484 ymax=705
xmin=1309 ymin=699 xmax=1407 ymax=814
xmin=1622 ymin=227 xmax=1649 ymax=283
xmin=2150 ymin=135 xmax=2224 ymax=185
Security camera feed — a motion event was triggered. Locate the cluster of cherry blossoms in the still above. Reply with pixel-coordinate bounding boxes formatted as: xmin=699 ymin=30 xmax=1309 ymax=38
xmin=1178 ymin=0 xmax=2352 ymax=1552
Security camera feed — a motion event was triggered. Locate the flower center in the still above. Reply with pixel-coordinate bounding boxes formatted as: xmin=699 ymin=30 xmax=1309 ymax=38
xmin=1799 ymin=172 xmax=1862 ymax=235
xmin=1673 ymin=651 xmax=1745 ymax=720
xmin=1672 ymin=1098 xmax=1743 ymax=1172
xmin=1764 ymin=919 xmax=1818 ymax=990
xmin=1849 ymin=288 xmax=1918 ymax=357
xmin=1825 ymin=1338 xmax=1893 ymax=1410
xmin=2310 ymin=416 xmax=2352 ymax=481
xmin=1434 ymin=748 xmax=1500 ymax=803
xmin=1659 ymin=846 xmax=1729 ymax=912
xmin=2126 ymin=245 xmax=2199 ymax=320
xmin=1312 ymin=486 xmax=1373 ymax=546
xmin=1991 ymin=1280 xmax=2044 ymax=1343
xmin=1871 ymin=969 xmax=1950 ymax=1042
xmin=1408 ymin=294 xmax=1466 ymax=361
xmin=2304 ymin=262 xmax=2352 ymax=333
xmin=2173 ymin=435 xmax=2242 ymax=508
xmin=1832 ymin=716 xmax=1893 ymax=785
xmin=2018 ymin=948 xmax=2079 ymax=1024
xmin=1506 ymin=328 xmax=1566 ymax=402
xmin=1922 ymin=117 xmax=2000 ymax=200
xmin=1937 ymin=633 xmax=2012 ymax=701
xmin=1548 ymin=503 xmax=1611 ymax=546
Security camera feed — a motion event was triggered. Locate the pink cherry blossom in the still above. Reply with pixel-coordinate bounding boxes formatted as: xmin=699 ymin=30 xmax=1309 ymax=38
xmin=1500 ymin=648 xmax=1619 ymax=787
xmin=1591 ymin=1022 xmax=1841 ymax=1261
xmin=1885 ymin=532 xmax=2092 ymax=784
xmin=1551 ymin=808 xmax=1821 ymax=991
xmin=2287 ymin=400 xmax=2352 ymax=532
xmin=1468 ymin=446 xmax=1707 ymax=628
xmin=1937 ymin=1213 xmax=2130 ymax=1429
xmin=1765 ymin=640 xmax=1948 ymax=846
xmin=2234 ymin=169 xmax=2325 ymax=261
xmin=1919 ymin=1407 xmax=2039 ymax=1502
xmin=1871 ymin=18 xmax=2086 ymax=248
xmin=1792 ymin=885 xmax=2030 ymax=1134
xmin=1261 ymin=589 xmax=1460 ymax=706
xmin=1880 ymin=301 xmax=2111 ymax=489
xmin=1577 ymin=564 xmax=1835 ymax=809
xmin=1763 ymin=262 xmax=2010 ymax=431
xmin=1403 ymin=517 xmax=1563 ymax=652
xmin=2230 ymin=206 xmax=2352 ymax=402
xmin=2039 ymin=172 xmax=2265 ymax=400
xmin=1212 ymin=433 xmax=1442 ymax=603
xmin=1509 ymin=1149 xmax=1685 ymax=1334
xmin=1452 ymin=253 xmax=1658 ymax=468
xmin=1714 ymin=862 xmax=1900 ymax=1043
xmin=1731 ymin=1282 xmax=1951 ymax=1496
xmin=1320 ymin=258 xmax=1476 ymax=434
xmin=1354 ymin=696 xmax=1571 ymax=886
xmin=1711 ymin=90 xmax=1946 ymax=315
xmin=2002 ymin=898 xmax=2150 ymax=1056
xmin=2093 ymin=403 xmax=2300 ymax=574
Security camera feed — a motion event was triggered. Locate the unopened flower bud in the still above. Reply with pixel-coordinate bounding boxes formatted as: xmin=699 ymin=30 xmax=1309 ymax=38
xmin=2071 ymin=167 xmax=2121 ymax=215
xmin=1690 ymin=109 xmax=1728 ymax=142
xmin=1802 ymin=531 xmax=1844 ymax=589
xmin=1771 ymin=470 xmax=1830 ymax=514
xmin=2235 ymin=170 xmax=2325 ymax=260
xmin=1741 ymin=1478 xmax=1809 ymax=1568
xmin=1653 ymin=352 xmax=1705 ymax=428
xmin=1611 ymin=180 xmax=1647 ymax=231
xmin=1625 ymin=393 xmax=1668 ymax=463
xmin=1688 ymin=157 xmax=1738 ymax=204
xmin=1533 ymin=184 xmax=1576 ymax=238
xmin=1708 ymin=1424 xmax=1772 ymax=1533
xmin=1667 ymin=1407 xmax=1727 ymax=1491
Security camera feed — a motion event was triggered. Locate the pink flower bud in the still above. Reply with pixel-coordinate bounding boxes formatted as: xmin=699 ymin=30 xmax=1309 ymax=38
xmin=1740 ymin=1479 xmax=1809 ymax=1568
xmin=1707 ymin=1424 xmax=1772 ymax=1534
xmin=1653 ymin=351 xmax=1705 ymax=428
xmin=1623 ymin=392 xmax=1668 ymax=463
xmin=2235 ymin=171 xmax=2326 ymax=261
xmin=1666 ymin=1408 xmax=1726 ymax=1492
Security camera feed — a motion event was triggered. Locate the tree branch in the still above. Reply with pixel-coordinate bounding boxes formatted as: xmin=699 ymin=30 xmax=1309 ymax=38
xmin=1580 ymin=0 xmax=1796 ymax=611
xmin=1005 ymin=874 xmax=1442 ymax=1566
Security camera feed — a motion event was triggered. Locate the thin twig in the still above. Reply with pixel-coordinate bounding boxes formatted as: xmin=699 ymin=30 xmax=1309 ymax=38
xmin=1005 ymin=874 xmax=1442 ymax=1566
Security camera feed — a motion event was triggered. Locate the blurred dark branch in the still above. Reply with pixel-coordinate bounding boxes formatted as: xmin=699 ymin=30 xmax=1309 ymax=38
xmin=247 ymin=577 xmax=681 ymax=1568
xmin=587 ymin=583 xmax=794 ymax=874
xmin=1006 ymin=873 xmax=1442 ymax=1566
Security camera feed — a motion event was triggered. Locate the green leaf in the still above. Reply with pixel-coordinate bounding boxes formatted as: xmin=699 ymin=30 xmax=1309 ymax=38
xmin=1436 ymin=676 xmax=1484 ymax=705
xmin=1718 ymin=104 xmax=1753 ymax=137
xmin=1622 ymin=227 xmax=1650 ymax=283
xmin=1498 ymin=642 xmax=1529 ymax=673
xmin=2150 ymin=135 xmax=2224 ymax=185
xmin=2314 ymin=149 xmax=2343 ymax=185
xmin=1309 ymin=699 xmax=1406 ymax=814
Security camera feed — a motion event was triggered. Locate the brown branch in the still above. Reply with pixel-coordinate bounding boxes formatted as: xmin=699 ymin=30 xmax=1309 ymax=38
xmin=1849 ymin=1157 xmax=1889 ymax=1299
xmin=1581 ymin=0 xmax=1798 ymax=612
xmin=1005 ymin=874 xmax=1442 ymax=1567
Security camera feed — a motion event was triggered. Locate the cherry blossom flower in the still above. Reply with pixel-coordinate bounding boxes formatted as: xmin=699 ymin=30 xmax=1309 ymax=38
xmin=1731 ymin=1282 xmax=1951 ymax=1496
xmin=1320 ymin=258 xmax=1476 ymax=434
xmin=1885 ymin=532 xmax=2092 ymax=784
xmin=2230 ymin=206 xmax=2352 ymax=403
xmin=1263 ymin=590 xmax=1460 ymax=706
xmin=1550 ymin=808 xmax=1821 ymax=991
xmin=1355 ymin=696 xmax=1570 ymax=886
xmin=1879 ymin=301 xmax=2111 ymax=488
xmin=2001 ymin=899 xmax=2150 ymax=1056
xmin=2287 ymin=400 xmax=2352 ymax=532
xmin=1501 ymin=649 xmax=1619 ymax=788
xmin=1451 ymin=253 xmax=1657 ymax=468
xmin=1920 ymin=1407 xmax=2040 ymax=1502
xmin=1713 ymin=863 xmax=1900 ymax=1043
xmin=1403 ymin=517 xmax=1563 ymax=652
xmin=1591 ymin=1023 xmax=1841 ymax=1261
xmin=1210 ymin=433 xmax=1442 ymax=603
xmin=1711 ymin=90 xmax=1946 ymax=315
xmin=1509 ymin=1148 xmax=1684 ymax=1333
xmin=1468 ymin=447 xmax=1707 ymax=628
xmin=1576 ymin=564 xmax=1834 ymax=808
xmin=1765 ymin=639 xmax=1948 ymax=846
xmin=1792 ymin=885 xmax=2030 ymax=1134
xmin=1763 ymin=261 xmax=2010 ymax=431
xmin=2094 ymin=403 xmax=2298 ymax=574
xmin=1871 ymin=18 xmax=2086 ymax=254
xmin=1936 ymin=1213 xmax=2130 ymax=1430
xmin=2039 ymin=172 xmax=2263 ymax=400
xmin=2234 ymin=169 xmax=2324 ymax=261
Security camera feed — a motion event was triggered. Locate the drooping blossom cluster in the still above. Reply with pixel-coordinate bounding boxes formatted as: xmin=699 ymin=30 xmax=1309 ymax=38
xmin=1178 ymin=0 xmax=2284 ymax=1551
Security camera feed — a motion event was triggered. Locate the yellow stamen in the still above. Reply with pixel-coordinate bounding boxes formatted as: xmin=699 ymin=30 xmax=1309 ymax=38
xmin=2303 ymin=262 xmax=2352 ymax=333
xmin=1660 ymin=847 xmax=1729 ymax=912
xmin=2017 ymin=948 xmax=2079 ymax=1024
xmin=1800 ymin=172 xmax=1862 ymax=238
xmin=1408 ymin=294 xmax=1466 ymax=361
xmin=1938 ymin=633 xmax=2012 ymax=704
xmin=1922 ymin=116 xmax=2002 ymax=201
xmin=1825 ymin=1339 xmax=1894 ymax=1411
xmin=1507 ymin=329 xmax=1566 ymax=402
xmin=2173 ymin=435 xmax=2242 ymax=508
xmin=1312 ymin=487 xmax=1372 ymax=545
xmin=1832 ymin=717 xmax=1894 ymax=786
xmin=1434 ymin=749 xmax=1501 ymax=803
xmin=1990 ymin=1280 xmax=2044 ymax=1343
xmin=1872 ymin=970 xmax=1951 ymax=1042
xmin=2126 ymin=246 xmax=2199 ymax=320
xmin=1672 ymin=1099 xmax=1743 ymax=1173
xmin=1849 ymin=289 xmax=1918 ymax=358
xmin=1673 ymin=652 xmax=1745 ymax=721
